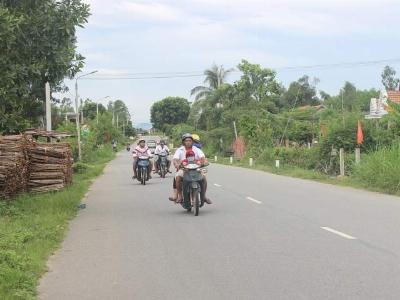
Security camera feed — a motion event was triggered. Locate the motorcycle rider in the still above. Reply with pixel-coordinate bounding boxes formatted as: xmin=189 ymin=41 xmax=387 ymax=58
xmin=132 ymin=139 xmax=153 ymax=179
xmin=192 ymin=133 xmax=202 ymax=149
xmin=112 ymin=140 xmax=117 ymax=152
xmin=169 ymin=133 xmax=212 ymax=204
xmin=154 ymin=139 xmax=171 ymax=174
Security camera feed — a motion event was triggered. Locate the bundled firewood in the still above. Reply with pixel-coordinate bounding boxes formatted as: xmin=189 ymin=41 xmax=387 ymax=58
xmin=0 ymin=135 xmax=29 ymax=199
xmin=28 ymin=142 xmax=73 ymax=193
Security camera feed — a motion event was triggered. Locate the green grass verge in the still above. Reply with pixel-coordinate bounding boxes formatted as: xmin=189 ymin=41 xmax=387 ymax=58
xmin=216 ymin=157 xmax=400 ymax=196
xmin=0 ymin=145 xmax=115 ymax=300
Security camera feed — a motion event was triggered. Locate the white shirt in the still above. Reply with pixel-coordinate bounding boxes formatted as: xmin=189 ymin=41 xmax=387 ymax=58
xmin=173 ymin=146 xmax=205 ymax=161
xmin=132 ymin=145 xmax=151 ymax=157
xmin=155 ymin=145 xmax=170 ymax=155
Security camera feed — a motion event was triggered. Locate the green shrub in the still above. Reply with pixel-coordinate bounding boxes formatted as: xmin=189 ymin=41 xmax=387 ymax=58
xmin=353 ymin=143 xmax=400 ymax=194
xmin=252 ymin=146 xmax=320 ymax=170
xmin=73 ymin=162 xmax=89 ymax=174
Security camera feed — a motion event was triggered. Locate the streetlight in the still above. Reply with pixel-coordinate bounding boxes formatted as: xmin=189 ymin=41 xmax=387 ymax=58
xmin=113 ymin=107 xmax=124 ymax=127
xmin=96 ymin=96 xmax=110 ymax=124
xmin=75 ymin=70 xmax=98 ymax=160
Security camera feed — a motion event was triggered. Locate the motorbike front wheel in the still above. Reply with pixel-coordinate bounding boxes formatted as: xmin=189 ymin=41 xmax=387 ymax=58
xmin=141 ymin=168 xmax=147 ymax=185
xmin=161 ymin=164 xmax=166 ymax=178
xmin=191 ymin=188 xmax=200 ymax=216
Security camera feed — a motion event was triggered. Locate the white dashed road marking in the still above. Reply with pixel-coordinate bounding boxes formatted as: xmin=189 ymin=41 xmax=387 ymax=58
xmin=321 ymin=227 xmax=357 ymax=240
xmin=246 ymin=196 xmax=262 ymax=204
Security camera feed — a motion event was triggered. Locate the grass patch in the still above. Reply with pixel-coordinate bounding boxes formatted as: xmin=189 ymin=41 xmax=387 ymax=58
xmin=215 ymin=157 xmax=400 ymax=196
xmin=0 ymin=145 xmax=115 ymax=299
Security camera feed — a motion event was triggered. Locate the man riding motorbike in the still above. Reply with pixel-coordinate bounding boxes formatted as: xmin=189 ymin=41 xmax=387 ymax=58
xmin=169 ymin=133 xmax=211 ymax=204
xmin=154 ymin=140 xmax=171 ymax=174
xmin=132 ymin=139 xmax=153 ymax=179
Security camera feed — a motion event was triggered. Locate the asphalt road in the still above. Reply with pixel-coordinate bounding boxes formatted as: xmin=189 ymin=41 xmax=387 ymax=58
xmin=39 ymin=150 xmax=400 ymax=300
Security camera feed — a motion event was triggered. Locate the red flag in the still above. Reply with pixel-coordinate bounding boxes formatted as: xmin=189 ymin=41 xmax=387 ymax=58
xmin=357 ymin=120 xmax=364 ymax=145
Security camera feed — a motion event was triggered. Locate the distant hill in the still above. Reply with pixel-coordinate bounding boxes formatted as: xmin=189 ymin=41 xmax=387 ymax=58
xmin=135 ymin=122 xmax=152 ymax=130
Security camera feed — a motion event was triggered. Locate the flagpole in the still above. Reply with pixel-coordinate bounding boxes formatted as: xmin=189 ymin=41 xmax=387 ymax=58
xmin=355 ymin=120 xmax=363 ymax=164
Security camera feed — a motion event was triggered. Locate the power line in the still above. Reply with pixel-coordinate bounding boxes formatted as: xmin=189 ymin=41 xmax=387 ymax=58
xmin=82 ymin=74 xmax=205 ymax=80
xmin=93 ymin=71 xmax=204 ymax=76
xmin=79 ymin=58 xmax=400 ymax=80
xmin=275 ymin=58 xmax=400 ymax=71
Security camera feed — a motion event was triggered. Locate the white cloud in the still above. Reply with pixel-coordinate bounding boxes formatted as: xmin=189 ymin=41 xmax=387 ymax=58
xmin=120 ymin=1 xmax=183 ymax=21
xmin=74 ymin=0 xmax=400 ymax=123
xmin=84 ymin=0 xmax=399 ymax=36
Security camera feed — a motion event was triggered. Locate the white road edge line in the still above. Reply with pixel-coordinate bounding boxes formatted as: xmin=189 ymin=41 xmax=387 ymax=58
xmin=246 ymin=196 xmax=262 ymax=204
xmin=214 ymin=183 xmax=222 ymax=187
xmin=321 ymin=227 xmax=357 ymax=240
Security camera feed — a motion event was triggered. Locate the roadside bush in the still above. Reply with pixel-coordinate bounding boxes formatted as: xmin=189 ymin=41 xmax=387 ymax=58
xmin=274 ymin=146 xmax=320 ymax=170
xmin=201 ymin=127 xmax=234 ymax=157
xmin=170 ymin=124 xmax=195 ymax=146
xmin=254 ymin=147 xmax=320 ymax=170
xmin=73 ymin=162 xmax=89 ymax=174
xmin=353 ymin=143 xmax=400 ymax=194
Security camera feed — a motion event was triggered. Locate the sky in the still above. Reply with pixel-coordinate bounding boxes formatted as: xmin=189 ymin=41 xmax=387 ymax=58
xmin=66 ymin=0 xmax=400 ymax=124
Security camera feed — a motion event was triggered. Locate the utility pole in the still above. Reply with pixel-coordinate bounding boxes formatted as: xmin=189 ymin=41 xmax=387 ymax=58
xmin=74 ymin=80 xmax=82 ymax=160
xmin=80 ymin=98 xmax=84 ymax=124
xmin=45 ymin=82 xmax=51 ymax=132
xmin=112 ymin=109 xmax=115 ymax=126
xmin=75 ymin=70 xmax=98 ymax=160
xmin=341 ymin=89 xmax=345 ymax=127
xmin=233 ymin=121 xmax=238 ymax=140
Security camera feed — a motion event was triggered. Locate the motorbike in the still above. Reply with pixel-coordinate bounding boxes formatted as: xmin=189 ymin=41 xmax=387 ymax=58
xmin=180 ymin=156 xmax=208 ymax=216
xmin=126 ymin=145 xmax=130 ymax=151
xmin=136 ymin=156 xmax=150 ymax=185
xmin=157 ymin=153 xmax=169 ymax=178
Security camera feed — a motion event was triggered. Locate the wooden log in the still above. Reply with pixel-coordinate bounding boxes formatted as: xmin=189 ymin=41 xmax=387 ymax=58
xmin=29 ymin=172 xmax=64 ymax=180
xmin=29 ymin=184 xmax=65 ymax=193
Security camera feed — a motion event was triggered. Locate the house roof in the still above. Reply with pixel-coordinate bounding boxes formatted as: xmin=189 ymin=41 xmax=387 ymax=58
xmin=297 ymin=104 xmax=325 ymax=111
xmin=387 ymin=91 xmax=400 ymax=103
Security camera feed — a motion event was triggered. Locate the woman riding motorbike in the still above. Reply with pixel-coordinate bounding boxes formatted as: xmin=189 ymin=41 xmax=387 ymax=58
xmin=132 ymin=139 xmax=153 ymax=179
xmin=154 ymin=140 xmax=171 ymax=174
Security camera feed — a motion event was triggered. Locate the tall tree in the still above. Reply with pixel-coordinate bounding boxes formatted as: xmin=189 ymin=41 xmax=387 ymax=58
xmin=150 ymin=97 xmax=190 ymax=131
xmin=108 ymin=100 xmax=131 ymax=126
xmin=0 ymin=0 xmax=90 ymax=133
xmin=381 ymin=66 xmax=400 ymax=91
xmin=235 ymin=59 xmax=281 ymax=104
xmin=281 ymin=75 xmax=320 ymax=108
xmin=190 ymin=64 xmax=233 ymax=101
xmin=83 ymin=99 xmax=106 ymax=121
xmin=340 ymin=81 xmax=358 ymax=112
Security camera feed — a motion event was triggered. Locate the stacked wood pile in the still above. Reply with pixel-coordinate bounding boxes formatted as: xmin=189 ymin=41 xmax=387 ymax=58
xmin=0 ymin=135 xmax=29 ymax=199
xmin=28 ymin=143 xmax=73 ymax=193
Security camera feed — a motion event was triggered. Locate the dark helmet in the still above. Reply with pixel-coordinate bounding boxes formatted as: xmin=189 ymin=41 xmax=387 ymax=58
xmin=160 ymin=139 xmax=165 ymax=145
xmin=138 ymin=139 xmax=145 ymax=144
xmin=181 ymin=133 xmax=193 ymax=142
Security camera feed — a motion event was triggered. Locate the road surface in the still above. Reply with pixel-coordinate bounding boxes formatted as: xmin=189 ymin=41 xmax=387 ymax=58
xmin=39 ymin=150 xmax=400 ymax=299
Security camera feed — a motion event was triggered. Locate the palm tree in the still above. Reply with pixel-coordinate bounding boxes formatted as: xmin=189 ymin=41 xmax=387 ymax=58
xmin=190 ymin=64 xmax=233 ymax=101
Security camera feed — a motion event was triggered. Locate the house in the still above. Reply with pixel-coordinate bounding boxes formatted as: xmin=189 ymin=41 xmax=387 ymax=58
xmin=297 ymin=104 xmax=325 ymax=112
xmin=387 ymin=90 xmax=400 ymax=104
